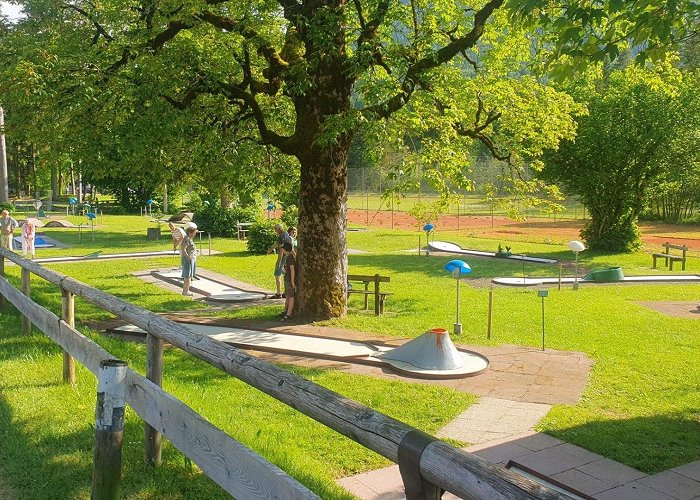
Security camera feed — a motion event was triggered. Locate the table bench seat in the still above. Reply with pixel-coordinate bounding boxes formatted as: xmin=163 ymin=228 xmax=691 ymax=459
xmin=651 ymin=243 xmax=688 ymax=271
xmin=347 ymin=273 xmax=391 ymax=315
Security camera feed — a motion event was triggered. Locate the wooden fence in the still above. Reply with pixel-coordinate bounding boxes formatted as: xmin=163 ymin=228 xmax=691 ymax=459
xmin=0 ymin=248 xmax=569 ymax=499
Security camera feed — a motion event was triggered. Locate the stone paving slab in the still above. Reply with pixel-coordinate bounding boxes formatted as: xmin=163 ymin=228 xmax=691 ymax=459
xmin=437 ymin=398 xmax=551 ymax=444
xmin=594 ymin=482 xmax=676 ymax=500
xmin=637 ymin=301 xmax=700 ymax=319
xmin=637 ymin=471 xmax=700 ymax=500
xmin=671 ymin=461 xmax=700 ymax=482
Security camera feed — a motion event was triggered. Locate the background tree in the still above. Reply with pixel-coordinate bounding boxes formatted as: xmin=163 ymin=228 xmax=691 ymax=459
xmin=540 ymin=64 xmax=690 ymax=251
xmin=1 ymin=0 xmax=697 ymax=317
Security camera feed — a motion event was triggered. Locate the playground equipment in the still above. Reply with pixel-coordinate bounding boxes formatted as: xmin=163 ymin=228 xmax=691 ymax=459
xmin=429 ymin=240 xmax=558 ymax=264
xmin=492 ymin=269 xmax=700 ymax=286
xmin=583 ymin=267 xmax=624 ymax=282
xmin=375 ymin=328 xmax=489 ymax=378
xmin=567 ymin=240 xmax=585 ymax=290
xmin=444 ymin=259 xmax=471 ymax=335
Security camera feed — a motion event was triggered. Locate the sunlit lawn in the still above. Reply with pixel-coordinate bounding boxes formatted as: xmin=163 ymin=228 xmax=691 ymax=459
xmin=1 ymin=214 xmax=699 ymax=495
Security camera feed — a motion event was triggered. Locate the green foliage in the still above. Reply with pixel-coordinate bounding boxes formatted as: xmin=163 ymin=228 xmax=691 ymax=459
xmin=407 ymin=200 xmax=448 ymax=229
xmin=540 ymin=64 xmax=687 ymax=251
xmin=247 ymin=220 xmax=277 ymax=254
xmin=0 ymin=203 xmax=15 ymax=213
xmin=193 ymin=205 xmax=244 ymax=238
xmin=281 ymin=205 xmax=299 ymax=229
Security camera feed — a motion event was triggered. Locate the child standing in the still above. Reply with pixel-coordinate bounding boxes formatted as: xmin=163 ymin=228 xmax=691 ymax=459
xmin=22 ymin=219 xmax=36 ymax=259
xmin=281 ymin=242 xmax=297 ymax=321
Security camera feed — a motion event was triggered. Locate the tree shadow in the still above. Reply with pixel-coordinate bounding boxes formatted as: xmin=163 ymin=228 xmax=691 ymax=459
xmin=510 ymin=414 xmax=700 ymax=476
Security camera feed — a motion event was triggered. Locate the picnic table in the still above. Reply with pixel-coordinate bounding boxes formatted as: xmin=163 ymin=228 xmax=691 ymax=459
xmin=347 ymin=273 xmax=391 ymax=315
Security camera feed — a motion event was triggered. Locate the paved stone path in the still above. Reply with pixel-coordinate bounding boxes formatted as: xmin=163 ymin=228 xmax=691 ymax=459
xmin=337 ymin=398 xmax=700 ymax=499
xmin=636 ymin=301 xmax=700 ymax=320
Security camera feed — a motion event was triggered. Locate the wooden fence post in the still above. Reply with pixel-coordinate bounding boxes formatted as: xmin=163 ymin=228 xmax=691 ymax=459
xmin=487 ymin=287 xmax=493 ymax=340
xmin=145 ymin=333 xmax=164 ymax=466
xmin=21 ymin=268 xmax=31 ymax=335
xmin=92 ymin=359 xmax=127 ymax=500
xmin=0 ymin=254 xmax=5 ymax=310
xmin=61 ymin=288 xmax=76 ymax=384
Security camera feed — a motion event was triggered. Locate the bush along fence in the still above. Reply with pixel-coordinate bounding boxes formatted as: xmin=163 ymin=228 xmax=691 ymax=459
xmin=0 ymin=247 xmax=570 ymax=500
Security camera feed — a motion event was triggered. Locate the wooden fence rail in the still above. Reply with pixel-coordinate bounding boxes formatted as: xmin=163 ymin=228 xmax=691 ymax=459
xmin=0 ymin=248 xmax=569 ymax=500
xmin=0 ymin=261 xmax=318 ymax=500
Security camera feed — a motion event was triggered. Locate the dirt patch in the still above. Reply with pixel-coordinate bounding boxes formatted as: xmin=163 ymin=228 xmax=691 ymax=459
xmin=636 ymin=301 xmax=700 ymax=319
xmin=348 ymin=209 xmax=700 ymax=251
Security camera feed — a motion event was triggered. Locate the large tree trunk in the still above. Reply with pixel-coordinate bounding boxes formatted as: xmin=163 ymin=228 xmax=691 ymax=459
xmin=297 ymin=142 xmax=351 ymax=320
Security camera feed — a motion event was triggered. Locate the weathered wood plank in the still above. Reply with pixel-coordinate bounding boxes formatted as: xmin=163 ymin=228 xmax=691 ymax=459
xmin=0 ymin=248 xmax=568 ymax=499
xmin=62 ymin=288 xmax=76 ymax=384
xmin=0 ymin=271 xmax=319 ymax=499
xmin=21 ymin=268 xmax=30 ymax=335
xmin=92 ymin=360 xmax=127 ymax=500
xmin=0 ymin=275 xmax=60 ymax=335
xmin=145 ymin=333 xmax=164 ymax=466
xmin=126 ymin=371 xmax=318 ymax=499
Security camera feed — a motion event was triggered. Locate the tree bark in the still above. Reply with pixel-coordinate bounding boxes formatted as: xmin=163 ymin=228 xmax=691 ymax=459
xmin=297 ymin=142 xmax=351 ymax=320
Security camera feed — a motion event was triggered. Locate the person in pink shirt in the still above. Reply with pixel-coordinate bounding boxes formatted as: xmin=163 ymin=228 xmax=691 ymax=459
xmin=22 ymin=219 xmax=36 ymax=259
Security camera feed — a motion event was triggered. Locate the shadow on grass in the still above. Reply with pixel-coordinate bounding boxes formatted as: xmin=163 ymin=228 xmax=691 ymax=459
xmin=542 ymin=413 xmax=700 ymax=474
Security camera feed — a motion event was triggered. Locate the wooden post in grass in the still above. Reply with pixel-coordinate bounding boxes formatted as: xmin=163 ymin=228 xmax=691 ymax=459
xmin=61 ymin=288 xmax=76 ymax=384
xmin=92 ymin=359 xmax=127 ymax=500
xmin=145 ymin=333 xmax=164 ymax=466
xmin=21 ymin=268 xmax=31 ymax=335
xmin=0 ymin=254 xmax=4 ymax=310
xmin=558 ymin=262 xmax=562 ymax=291
xmin=487 ymin=287 xmax=493 ymax=340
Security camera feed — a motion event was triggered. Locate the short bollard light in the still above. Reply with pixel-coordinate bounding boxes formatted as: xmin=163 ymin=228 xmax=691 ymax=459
xmin=68 ymin=196 xmax=78 ymax=216
xmin=423 ymin=223 xmax=435 ymax=255
xmin=567 ymin=240 xmax=586 ymax=290
xmin=444 ymin=259 xmax=471 ymax=335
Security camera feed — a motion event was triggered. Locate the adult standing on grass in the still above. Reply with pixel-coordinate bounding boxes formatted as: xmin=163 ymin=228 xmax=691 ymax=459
xmin=180 ymin=225 xmax=198 ymax=296
xmin=0 ymin=209 xmax=18 ymax=250
xmin=21 ymin=218 xmax=36 ymax=259
xmin=268 ymin=223 xmax=292 ymax=299
xmin=168 ymin=222 xmax=185 ymax=253
xmin=281 ymin=242 xmax=297 ymax=321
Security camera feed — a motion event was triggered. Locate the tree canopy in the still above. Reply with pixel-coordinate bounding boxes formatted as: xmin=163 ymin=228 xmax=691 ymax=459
xmin=1 ymin=0 xmax=698 ymax=317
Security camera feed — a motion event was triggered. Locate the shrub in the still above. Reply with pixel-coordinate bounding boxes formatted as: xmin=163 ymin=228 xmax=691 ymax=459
xmin=247 ymin=220 xmax=277 ymax=254
xmin=0 ymin=203 xmax=14 ymax=213
xmin=194 ymin=205 xmax=237 ymax=237
xmin=231 ymin=205 xmax=262 ymax=225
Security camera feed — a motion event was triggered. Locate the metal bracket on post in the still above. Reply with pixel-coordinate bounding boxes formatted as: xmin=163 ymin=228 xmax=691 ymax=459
xmin=398 ymin=430 xmax=444 ymax=500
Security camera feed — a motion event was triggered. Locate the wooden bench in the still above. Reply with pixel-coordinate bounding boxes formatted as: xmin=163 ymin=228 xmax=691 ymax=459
xmin=652 ymin=242 xmax=688 ymax=271
xmin=236 ymin=222 xmax=253 ymax=240
xmin=347 ymin=273 xmax=391 ymax=315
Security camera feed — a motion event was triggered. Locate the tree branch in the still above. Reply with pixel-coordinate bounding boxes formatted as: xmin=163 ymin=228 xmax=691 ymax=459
xmin=62 ymin=3 xmax=114 ymax=44
xmin=361 ymin=0 xmax=504 ymax=119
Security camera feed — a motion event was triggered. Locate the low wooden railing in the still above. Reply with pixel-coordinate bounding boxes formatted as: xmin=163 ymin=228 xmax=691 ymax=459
xmin=0 ymin=248 xmax=569 ymax=499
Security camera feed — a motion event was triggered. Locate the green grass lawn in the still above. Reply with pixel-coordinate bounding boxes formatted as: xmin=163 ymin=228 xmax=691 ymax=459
xmin=1 ymin=215 xmax=699 ymax=497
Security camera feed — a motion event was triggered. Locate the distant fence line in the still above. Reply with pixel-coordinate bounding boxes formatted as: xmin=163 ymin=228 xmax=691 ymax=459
xmin=0 ymin=248 xmax=568 ymax=499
